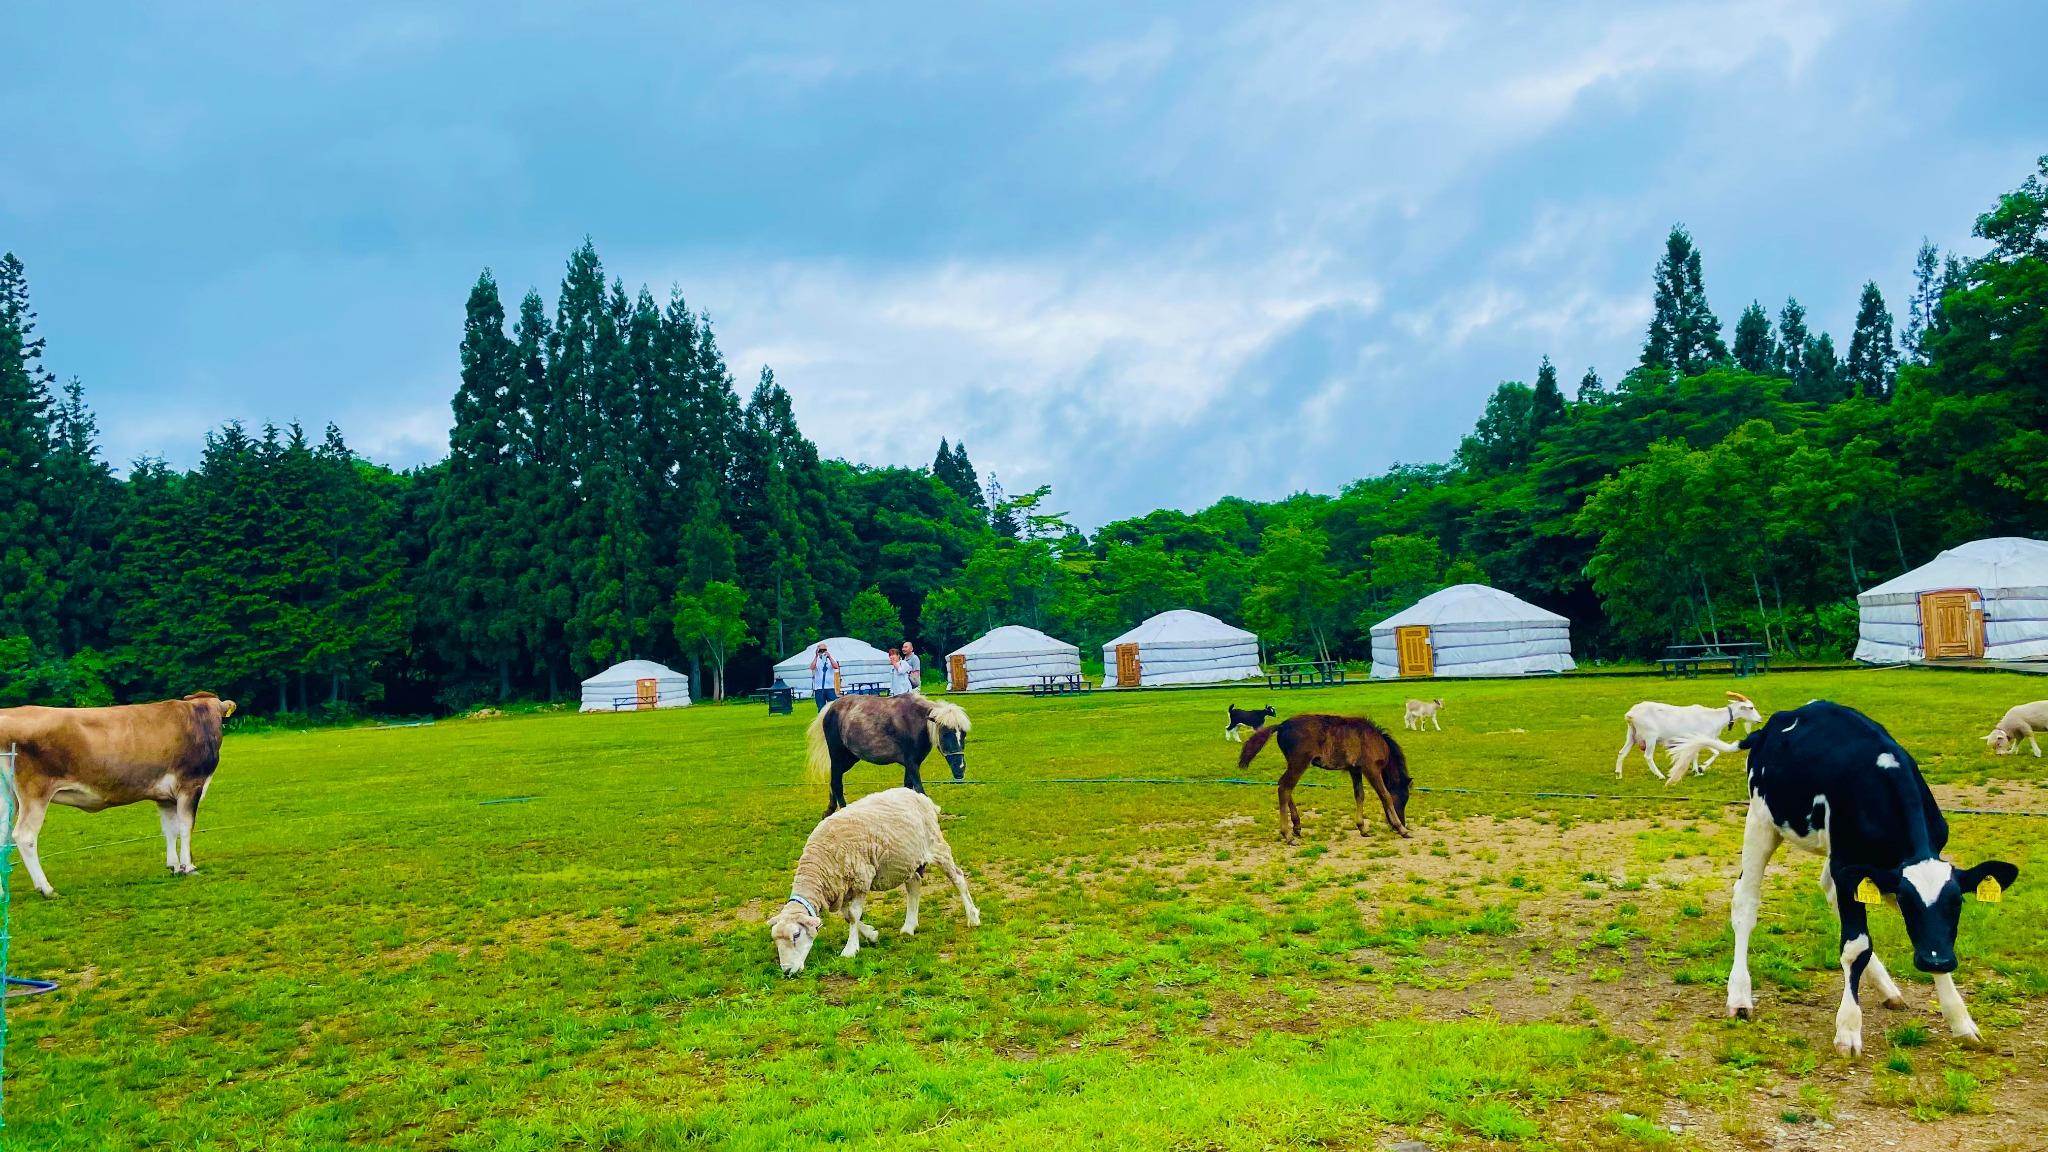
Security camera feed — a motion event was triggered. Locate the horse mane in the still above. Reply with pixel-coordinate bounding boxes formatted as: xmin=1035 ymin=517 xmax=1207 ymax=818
xmin=922 ymin=696 xmax=972 ymax=733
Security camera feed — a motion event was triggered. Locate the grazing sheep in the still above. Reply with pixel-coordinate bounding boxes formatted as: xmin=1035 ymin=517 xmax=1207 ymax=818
xmin=1403 ymin=698 xmax=1445 ymax=731
xmin=767 ymin=787 xmax=980 ymax=975
xmin=1984 ymin=701 xmax=2048 ymax=757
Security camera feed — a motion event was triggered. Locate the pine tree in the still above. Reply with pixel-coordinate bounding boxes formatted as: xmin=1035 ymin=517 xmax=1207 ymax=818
xmin=1639 ymin=226 xmax=1727 ymax=377
xmin=1775 ymin=298 xmax=1810 ymax=383
xmin=1901 ymin=240 xmax=1942 ymax=364
xmin=46 ymin=379 xmax=121 ymax=655
xmin=1732 ymin=300 xmax=1778 ymax=373
xmin=987 ymin=473 xmax=1019 ymax=539
xmin=1529 ymin=356 xmax=1565 ymax=438
xmin=1845 ymin=281 xmax=1897 ymax=400
xmin=0 ymin=252 xmax=63 ymax=649
xmin=949 ymin=443 xmax=987 ymax=513
xmin=1800 ymin=332 xmax=1844 ymax=405
xmin=424 ymin=270 xmax=528 ymax=697
xmin=1575 ymin=367 xmax=1605 ymax=404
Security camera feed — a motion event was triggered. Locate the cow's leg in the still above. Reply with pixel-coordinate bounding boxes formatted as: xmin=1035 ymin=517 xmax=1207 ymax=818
xmin=901 ymin=873 xmax=922 ymax=935
xmin=1932 ymin=974 xmax=1983 ymax=1044
xmin=175 ymin=787 xmax=200 ymax=873
xmin=930 ymin=837 xmax=980 ymax=926
xmin=1832 ymin=896 xmax=1874 ymax=1055
xmin=12 ymin=791 xmax=56 ymax=897
xmin=1727 ymin=798 xmax=1781 ymax=1019
xmin=1367 ymin=768 xmax=1410 ymax=838
xmin=840 ymin=894 xmax=870 ymax=957
xmin=1348 ymin=768 xmax=1366 ymax=836
xmin=157 ymin=800 xmax=182 ymax=871
xmin=1820 ymin=867 xmax=1904 ymax=1008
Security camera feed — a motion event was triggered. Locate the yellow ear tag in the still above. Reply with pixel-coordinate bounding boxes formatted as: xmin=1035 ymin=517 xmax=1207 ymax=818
xmin=1855 ymin=878 xmax=1884 ymax=905
xmin=1976 ymin=877 xmax=2003 ymax=903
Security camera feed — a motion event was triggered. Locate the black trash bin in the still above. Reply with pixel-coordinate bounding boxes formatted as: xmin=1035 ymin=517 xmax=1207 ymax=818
xmin=765 ymin=680 xmax=794 ymax=716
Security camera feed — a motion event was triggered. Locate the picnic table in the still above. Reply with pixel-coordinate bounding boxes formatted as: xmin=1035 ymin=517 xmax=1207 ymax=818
xmin=1659 ymin=642 xmax=1772 ymax=678
xmin=1028 ymin=673 xmax=1091 ymax=697
xmin=1266 ymin=660 xmax=1348 ymax=689
xmin=842 ymin=681 xmax=889 ymax=697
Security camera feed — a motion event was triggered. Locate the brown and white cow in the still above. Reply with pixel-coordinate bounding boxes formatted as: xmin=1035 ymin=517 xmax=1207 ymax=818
xmin=1 ymin=692 xmax=235 ymax=897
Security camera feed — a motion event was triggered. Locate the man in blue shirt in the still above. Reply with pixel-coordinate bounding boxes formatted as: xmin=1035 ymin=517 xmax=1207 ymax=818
xmin=808 ymin=644 xmax=840 ymax=711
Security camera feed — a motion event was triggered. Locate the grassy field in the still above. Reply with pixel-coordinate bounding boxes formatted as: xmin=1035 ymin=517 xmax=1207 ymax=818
xmin=6 ymin=669 xmax=2047 ymax=1150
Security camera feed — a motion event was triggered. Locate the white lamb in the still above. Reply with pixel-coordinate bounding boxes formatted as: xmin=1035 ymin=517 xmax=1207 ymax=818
xmin=1404 ymin=698 xmax=1445 ymax=731
xmin=767 ymin=787 xmax=981 ymax=975
xmin=1984 ymin=700 xmax=2048 ymax=757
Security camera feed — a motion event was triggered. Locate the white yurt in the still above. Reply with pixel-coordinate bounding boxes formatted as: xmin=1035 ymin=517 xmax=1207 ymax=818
xmin=946 ymin=625 xmax=1081 ymax=691
xmin=1854 ymin=537 xmax=2048 ymax=664
xmin=771 ymin=636 xmax=897 ymax=698
xmin=1101 ymin=610 xmax=1262 ymax=687
xmin=580 ymin=659 xmax=692 ymax=712
xmin=1369 ymin=584 xmax=1575 ymax=678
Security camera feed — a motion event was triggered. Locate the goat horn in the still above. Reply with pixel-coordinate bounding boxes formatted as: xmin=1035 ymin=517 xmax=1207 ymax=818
xmin=1726 ymin=691 xmax=1750 ymax=702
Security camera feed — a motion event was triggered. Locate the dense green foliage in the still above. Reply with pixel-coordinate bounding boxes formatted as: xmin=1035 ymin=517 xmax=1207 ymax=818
xmin=4 ymin=161 xmax=2045 ymax=712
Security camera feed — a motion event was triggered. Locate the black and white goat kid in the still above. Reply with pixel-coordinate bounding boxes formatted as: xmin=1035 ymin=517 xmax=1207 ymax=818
xmin=1676 ymin=701 xmax=2017 ymax=1055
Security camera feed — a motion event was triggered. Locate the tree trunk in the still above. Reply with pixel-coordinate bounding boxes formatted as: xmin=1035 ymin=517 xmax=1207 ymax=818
xmin=547 ymin=662 xmax=559 ymax=701
xmin=277 ymin=678 xmax=289 ymax=715
xmin=1888 ymin=508 xmax=1907 ymax=574
xmin=330 ymin=670 xmax=342 ymax=706
xmin=1697 ymin=570 xmax=1722 ymax=646
xmin=1749 ymin=567 xmax=1772 ymax=651
xmin=688 ymin=652 xmax=703 ymax=700
xmin=1844 ymin=530 xmax=1862 ymax=592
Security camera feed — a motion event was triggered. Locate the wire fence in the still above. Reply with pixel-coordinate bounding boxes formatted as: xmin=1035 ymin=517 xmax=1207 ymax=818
xmin=3 ymin=743 xmax=15 ymax=1130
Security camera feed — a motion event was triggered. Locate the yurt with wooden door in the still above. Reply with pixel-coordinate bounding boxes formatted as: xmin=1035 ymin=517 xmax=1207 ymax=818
xmin=946 ymin=625 xmax=1081 ymax=691
xmin=1369 ymin=584 xmax=1575 ymax=678
xmin=771 ymin=636 xmax=897 ymax=698
xmin=1854 ymin=537 xmax=2048 ymax=664
xmin=580 ymin=659 xmax=692 ymax=712
xmin=1101 ymin=610 xmax=1262 ymax=687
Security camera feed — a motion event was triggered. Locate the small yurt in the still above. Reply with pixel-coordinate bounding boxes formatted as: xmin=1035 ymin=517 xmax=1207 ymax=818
xmin=1369 ymin=584 xmax=1575 ymax=678
xmin=771 ymin=636 xmax=897 ymax=698
xmin=580 ymin=659 xmax=692 ymax=712
xmin=1854 ymin=537 xmax=2048 ymax=664
xmin=946 ymin=625 xmax=1081 ymax=691
xmin=1101 ymin=610 xmax=1262 ymax=688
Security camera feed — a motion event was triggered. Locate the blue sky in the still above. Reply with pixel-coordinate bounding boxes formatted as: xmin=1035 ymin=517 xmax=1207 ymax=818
xmin=4 ymin=2 xmax=2042 ymax=528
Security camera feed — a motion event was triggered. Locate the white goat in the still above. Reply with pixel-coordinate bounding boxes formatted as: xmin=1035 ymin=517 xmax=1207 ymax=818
xmin=1615 ymin=691 xmax=1762 ymax=784
xmin=1404 ymin=698 xmax=1445 ymax=731
xmin=1984 ymin=700 xmax=2048 ymax=757
xmin=767 ymin=787 xmax=980 ymax=975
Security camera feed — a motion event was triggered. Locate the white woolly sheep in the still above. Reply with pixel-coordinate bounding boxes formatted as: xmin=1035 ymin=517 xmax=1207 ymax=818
xmin=767 ymin=787 xmax=980 ymax=975
xmin=1985 ymin=700 xmax=2048 ymax=757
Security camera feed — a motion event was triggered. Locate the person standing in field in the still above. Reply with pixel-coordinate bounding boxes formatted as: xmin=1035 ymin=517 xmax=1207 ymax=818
xmin=888 ymin=646 xmax=913 ymax=697
xmin=810 ymin=644 xmax=840 ymax=712
xmin=901 ymin=641 xmax=922 ymax=692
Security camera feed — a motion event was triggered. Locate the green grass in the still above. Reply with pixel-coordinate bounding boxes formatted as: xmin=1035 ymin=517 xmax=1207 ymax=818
xmin=6 ymin=668 xmax=2044 ymax=1148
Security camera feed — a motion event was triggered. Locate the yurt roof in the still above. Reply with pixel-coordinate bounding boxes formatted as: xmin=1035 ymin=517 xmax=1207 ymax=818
xmin=1859 ymin=538 xmax=2048 ymax=602
xmin=952 ymin=625 xmax=1078 ymax=658
xmin=1370 ymin=584 xmax=1567 ymax=632
xmin=1103 ymin=610 xmax=1255 ymax=647
xmin=582 ymin=659 xmax=687 ymax=686
xmin=773 ymin=636 xmax=895 ymax=669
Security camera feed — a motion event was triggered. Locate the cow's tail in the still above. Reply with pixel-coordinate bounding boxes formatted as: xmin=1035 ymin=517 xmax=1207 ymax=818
xmin=805 ymin=703 xmax=834 ymax=785
xmin=1238 ymin=724 xmax=1280 ymax=771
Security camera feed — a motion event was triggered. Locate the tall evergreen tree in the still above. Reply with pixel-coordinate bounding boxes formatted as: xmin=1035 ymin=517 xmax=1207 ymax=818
xmin=1775 ymin=298 xmax=1811 ymax=384
xmin=1845 ymin=281 xmax=1897 ymax=400
xmin=423 ymin=270 xmax=528 ymax=697
xmin=46 ymin=379 xmax=121 ymax=655
xmin=1799 ymin=332 xmax=1844 ymax=405
xmin=950 ymin=443 xmax=987 ymax=514
xmin=1529 ymin=356 xmax=1565 ymax=438
xmin=1731 ymin=301 xmax=1777 ymax=374
xmin=1901 ymin=240 xmax=1942 ymax=364
xmin=987 ymin=474 xmax=1019 ymax=539
xmin=0 ymin=252 xmax=63 ymax=649
xmin=1639 ymin=226 xmax=1726 ymax=377
xmin=1575 ymin=366 xmax=1604 ymax=404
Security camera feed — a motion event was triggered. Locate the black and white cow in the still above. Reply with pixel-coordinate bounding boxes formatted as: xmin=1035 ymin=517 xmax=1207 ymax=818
xmin=1677 ymin=700 xmax=2018 ymax=1055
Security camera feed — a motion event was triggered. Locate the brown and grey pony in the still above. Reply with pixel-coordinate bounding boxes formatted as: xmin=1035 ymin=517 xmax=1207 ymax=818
xmin=1238 ymin=712 xmax=1412 ymax=843
xmin=806 ymin=693 xmax=973 ymax=816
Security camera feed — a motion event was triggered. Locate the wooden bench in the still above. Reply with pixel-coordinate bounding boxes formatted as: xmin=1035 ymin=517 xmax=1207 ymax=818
xmin=1029 ymin=674 xmax=1091 ymax=697
xmin=1659 ymin=643 xmax=1773 ymax=679
xmin=1266 ymin=660 xmax=1348 ymax=688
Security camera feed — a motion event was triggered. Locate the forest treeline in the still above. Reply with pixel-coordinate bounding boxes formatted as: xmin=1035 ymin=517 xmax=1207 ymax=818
xmin=2 ymin=159 xmax=2043 ymax=715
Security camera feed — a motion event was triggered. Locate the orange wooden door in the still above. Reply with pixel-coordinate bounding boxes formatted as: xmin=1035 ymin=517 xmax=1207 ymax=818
xmin=1919 ymin=589 xmax=1984 ymax=659
xmin=1115 ymin=643 xmax=1142 ymax=686
xmin=1396 ymin=626 xmax=1434 ymax=677
xmin=635 ymin=678 xmax=658 ymax=710
xmin=948 ymin=654 xmax=969 ymax=692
